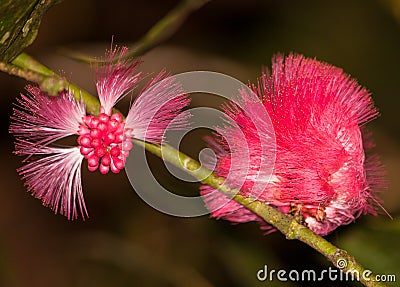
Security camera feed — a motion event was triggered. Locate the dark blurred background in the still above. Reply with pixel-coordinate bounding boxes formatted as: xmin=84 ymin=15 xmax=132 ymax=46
xmin=0 ymin=0 xmax=399 ymax=286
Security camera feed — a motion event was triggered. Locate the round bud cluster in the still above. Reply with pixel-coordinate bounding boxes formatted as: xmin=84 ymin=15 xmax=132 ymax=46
xmin=77 ymin=112 xmax=132 ymax=174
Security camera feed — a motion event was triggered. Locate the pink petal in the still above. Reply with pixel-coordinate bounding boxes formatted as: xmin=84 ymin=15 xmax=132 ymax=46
xmin=95 ymin=46 xmax=141 ymax=115
xmin=10 ymin=85 xmax=85 ymax=155
xmin=125 ymin=71 xmax=191 ymax=143
xmin=17 ymin=146 xmax=87 ymax=220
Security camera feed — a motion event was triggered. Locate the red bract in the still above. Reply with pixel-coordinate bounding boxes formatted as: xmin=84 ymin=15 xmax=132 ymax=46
xmin=201 ymin=54 xmax=385 ymax=235
xmin=10 ymin=46 xmax=190 ymax=220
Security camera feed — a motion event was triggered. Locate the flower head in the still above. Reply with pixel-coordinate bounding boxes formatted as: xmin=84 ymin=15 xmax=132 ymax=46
xmin=201 ymin=53 xmax=385 ymax=235
xmin=10 ymin=46 xmax=190 ymax=219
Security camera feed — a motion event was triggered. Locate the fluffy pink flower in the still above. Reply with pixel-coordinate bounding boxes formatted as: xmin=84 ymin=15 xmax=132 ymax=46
xmin=201 ymin=53 xmax=385 ymax=236
xmin=10 ymin=46 xmax=190 ymax=220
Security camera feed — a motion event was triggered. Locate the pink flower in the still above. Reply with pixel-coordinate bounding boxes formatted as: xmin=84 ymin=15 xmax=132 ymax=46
xmin=10 ymin=46 xmax=190 ymax=220
xmin=201 ymin=53 xmax=385 ymax=236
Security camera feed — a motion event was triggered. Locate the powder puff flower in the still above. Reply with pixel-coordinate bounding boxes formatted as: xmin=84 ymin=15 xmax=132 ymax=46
xmin=201 ymin=53 xmax=385 ymax=236
xmin=10 ymin=47 xmax=190 ymax=220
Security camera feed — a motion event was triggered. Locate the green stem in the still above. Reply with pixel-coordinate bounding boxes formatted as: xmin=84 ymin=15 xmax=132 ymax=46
xmin=12 ymin=52 xmax=55 ymax=76
xmin=61 ymin=0 xmax=210 ymax=64
xmin=126 ymin=0 xmax=210 ymax=58
xmin=1 ymin=52 xmax=101 ymax=115
xmin=0 ymin=60 xmax=47 ymax=83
